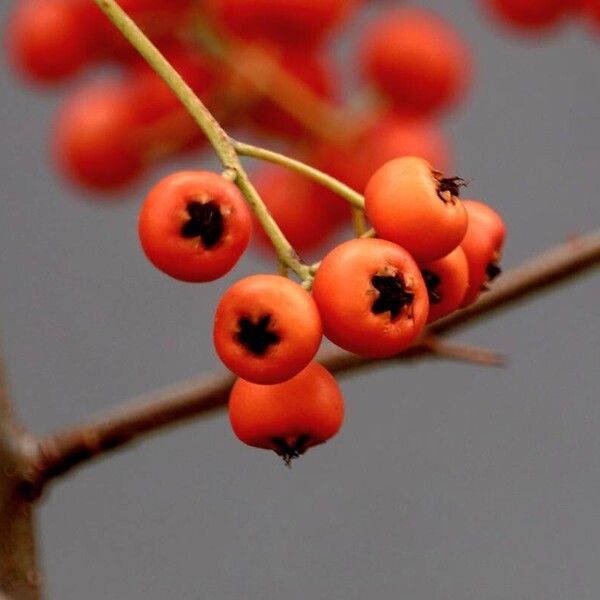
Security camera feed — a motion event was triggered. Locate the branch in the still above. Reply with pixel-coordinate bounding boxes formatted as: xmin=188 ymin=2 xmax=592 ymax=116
xmin=0 ymin=341 xmax=17 ymax=435
xmin=34 ymin=372 xmax=234 ymax=489
xmin=0 ymin=341 xmax=42 ymax=599
xmin=0 ymin=492 xmax=40 ymax=600
xmin=31 ymin=339 xmax=496 ymax=489
xmin=428 ymin=229 xmax=600 ymax=336
xmin=421 ymin=337 xmax=505 ymax=367
xmin=30 ymin=228 xmax=599 ymax=487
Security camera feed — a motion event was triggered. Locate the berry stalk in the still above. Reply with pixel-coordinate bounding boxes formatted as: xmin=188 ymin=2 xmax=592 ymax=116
xmin=233 ymin=141 xmax=365 ymax=209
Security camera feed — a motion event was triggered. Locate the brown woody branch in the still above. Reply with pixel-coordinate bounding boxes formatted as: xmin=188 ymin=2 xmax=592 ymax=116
xmin=31 ymin=228 xmax=600 ymax=490
xmin=0 ymin=345 xmax=42 ymax=600
xmin=29 ymin=339 xmax=498 ymax=496
xmin=428 ymin=229 xmax=600 ymax=335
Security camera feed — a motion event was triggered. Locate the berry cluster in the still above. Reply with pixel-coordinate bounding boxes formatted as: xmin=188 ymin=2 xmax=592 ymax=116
xmin=7 ymin=0 xmax=507 ymax=464
xmin=480 ymin=0 xmax=600 ymax=34
xmin=138 ymin=156 xmax=506 ymax=463
xmin=6 ymin=1 xmax=469 ymax=212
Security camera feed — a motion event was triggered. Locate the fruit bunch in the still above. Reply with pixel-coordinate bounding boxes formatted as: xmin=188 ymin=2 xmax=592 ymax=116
xmin=7 ymin=0 xmax=506 ymax=464
xmin=479 ymin=0 xmax=600 ymax=35
xmin=6 ymin=2 xmax=470 ymax=235
xmin=138 ymin=157 xmax=506 ymax=463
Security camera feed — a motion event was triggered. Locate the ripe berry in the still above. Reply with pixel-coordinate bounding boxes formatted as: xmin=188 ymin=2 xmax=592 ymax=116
xmin=7 ymin=0 xmax=96 ymax=83
xmin=364 ymin=156 xmax=468 ymax=262
xmin=213 ymin=275 xmax=323 ymax=384
xmin=360 ymin=8 xmax=471 ymax=117
xmin=53 ymin=82 xmax=144 ymax=191
xmin=460 ymin=200 xmax=507 ymax=306
xmin=229 ymin=361 xmax=344 ymax=465
xmin=312 ymin=238 xmax=429 ymax=357
xmin=138 ymin=171 xmax=252 ymax=282
xmin=419 ymin=246 xmax=469 ymax=323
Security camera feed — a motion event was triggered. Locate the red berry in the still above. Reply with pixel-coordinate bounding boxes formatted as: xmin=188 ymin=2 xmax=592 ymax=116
xmin=360 ymin=8 xmax=471 ymax=117
xmin=312 ymin=238 xmax=429 ymax=357
xmin=214 ymin=275 xmax=323 ymax=384
xmin=7 ymin=0 xmax=96 ymax=83
xmin=138 ymin=171 xmax=252 ymax=282
xmin=460 ymin=200 xmax=507 ymax=306
xmin=53 ymin=82 xmax=144 ymax=191
xmin=364 ymin=156 xmax=468 ymax=262
xmin=419 ymin=247 xmax=469 ymax=323
xmin=229 ymin=361 xmax=344 ymax=464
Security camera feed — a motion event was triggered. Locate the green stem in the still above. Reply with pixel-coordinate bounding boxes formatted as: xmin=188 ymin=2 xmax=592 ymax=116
xmin=95 ymin=1 xmax=234 ymax=166
xmin=93 ymin=0 xmax=310 ymax=280
xmin=234 ymin=141 xmax=365 ymax=210
xmin=277 ymin=259 xmax=288 ymax=277
xmin=361 ymin=228 xmax=376 ymax=239
xmin=234 ymin=172 xmax=311 ymax=280
xmin=351 ymin=207 xmax=366 ymax=236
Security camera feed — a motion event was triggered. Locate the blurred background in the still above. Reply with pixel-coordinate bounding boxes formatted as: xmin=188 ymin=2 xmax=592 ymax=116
xmin=1 ymin=0 xmax=600 ymax=598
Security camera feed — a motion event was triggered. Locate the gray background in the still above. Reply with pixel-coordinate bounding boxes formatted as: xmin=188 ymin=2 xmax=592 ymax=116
xmin=1 ymin=0 xmax=600 ymax=598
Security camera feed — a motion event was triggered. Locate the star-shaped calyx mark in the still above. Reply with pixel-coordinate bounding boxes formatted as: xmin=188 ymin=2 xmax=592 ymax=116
xmin=370 ymin=274 xmax=414 ymax=320
xmin=236 ymin=315 xmax=280 ymax=356
xmin=480 ymin=261 xmax=502 ymax=292
xmin=486 ymin=261 xmax=502 ymax=281
xmin=180 ymin=200 xmax=224 ymax=248
xmin=272 ymin=435 xmax=310 ymax=468
xmin=421 ymin=269 xmax=442 ymax=304
xmin=435 ymin=174 xmax=468 ymax=204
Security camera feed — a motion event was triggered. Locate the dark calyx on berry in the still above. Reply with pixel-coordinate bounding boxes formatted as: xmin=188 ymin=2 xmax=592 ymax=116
xmin=236 ymin=315 xmax=280 ymax=356
xmin=181 ymin=200 xmax=224 ymax=248
xmin=486 ymin=261 xmax=502 ymax=281
xmin=371 ymin=274 xmax=414 ymax=320
xmin=436 ymin=176 xmax=467 ymax=203
xmin=421 ymin=269 xmax=442 ymax=304
xmin=272 ymin=435 xmax=310 ymax=467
